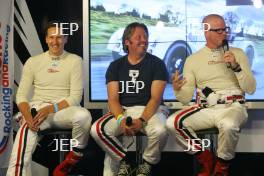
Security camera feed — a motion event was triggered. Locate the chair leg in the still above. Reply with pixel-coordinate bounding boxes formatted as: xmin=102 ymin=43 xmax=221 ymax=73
xmin=136 ymin=135 xmax=143 ymax=167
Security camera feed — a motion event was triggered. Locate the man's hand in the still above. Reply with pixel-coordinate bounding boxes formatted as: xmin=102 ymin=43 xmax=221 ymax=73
xmin=131 ymin=118 xmax=143 ymax=133
xmin=223 ymin=51 xmax=238 ymax=68
xmin=119 ymin=118 xmax=135 ymax=136
xmin=172 ymin=70 xmax=186 ymax=91
xmin=119 ymin=118 xmax=145 ymax=135
xmin=25 ymin=117 xmax=39 ymax=132
xmin=33 ymin=105 xmax=52 ymax=127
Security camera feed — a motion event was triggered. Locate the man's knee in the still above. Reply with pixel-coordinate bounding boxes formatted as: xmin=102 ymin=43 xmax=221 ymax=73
xmin=219 ymin=121 xmax=241 ymax=134
xmin=90 ymin=120 xmax=110 ymax=142
xmin=166 ymin=116 xmax=174 ymax=131
xmin=166 ymin=112 xmax=181 ymax=132
xmin=90 ymin=123 xmax=99 ymax=140
xmin=73 ymin=108 xmax=91 ymax=122
xmin=149 ymin=124 xmax=168 ymax=140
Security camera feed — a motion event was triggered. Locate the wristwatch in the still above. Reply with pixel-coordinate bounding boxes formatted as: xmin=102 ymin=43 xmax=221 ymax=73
xmin=139 ymin=117 xmax=147 ymax=129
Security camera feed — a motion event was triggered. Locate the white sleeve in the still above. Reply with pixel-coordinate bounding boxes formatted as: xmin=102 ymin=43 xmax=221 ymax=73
xmin=64 ymin=56 xmax=83 ymax=106
xmin=16 ymin=58 xmax=34 ymax=104
xmin=234 ymin=49 xmax=256 ymax=95
xmin=174 ymin=57 xmax=196 ymax=105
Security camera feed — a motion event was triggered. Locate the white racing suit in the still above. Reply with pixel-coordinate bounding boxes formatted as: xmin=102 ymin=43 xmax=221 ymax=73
xmin=167 ymin=46 xmax=256 ymax=160
xmin=166 ymin=89 xmax=248 ymax=160
xmin=7 ymin=101 xmax=92 ymax=176
xmin=91 ymin=105 xmax=169 ymax=176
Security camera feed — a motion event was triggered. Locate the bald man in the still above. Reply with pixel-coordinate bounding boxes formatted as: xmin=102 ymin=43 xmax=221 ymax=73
xmin=166 ymin=14 xmax=256 ymax=176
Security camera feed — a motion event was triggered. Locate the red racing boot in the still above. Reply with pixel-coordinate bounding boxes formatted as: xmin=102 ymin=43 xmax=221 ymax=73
xmin=196 ymin=150 xmax=214 ymax=176
xmin=213 ymin=158 xmax=230 ymax=176
xmin=53 ymin=151 xmax=82 ymax=176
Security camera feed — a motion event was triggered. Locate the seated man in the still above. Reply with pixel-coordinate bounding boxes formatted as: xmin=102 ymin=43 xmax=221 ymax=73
xmin=91 ymin=22 xmax=169 ymax=176
xmin=166 ymin=14 xmax=256 ymax=176
xmin=7 ymin=21 xmax=92 ymax=176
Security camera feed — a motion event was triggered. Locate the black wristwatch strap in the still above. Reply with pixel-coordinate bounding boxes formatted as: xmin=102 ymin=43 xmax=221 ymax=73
xmin=231 ymin=64 xmax=242 ymax=72
xmin=139 ymin=117 xmax=146 ymax=122
xmin=139 ymin=117 xmax=147 ymax=128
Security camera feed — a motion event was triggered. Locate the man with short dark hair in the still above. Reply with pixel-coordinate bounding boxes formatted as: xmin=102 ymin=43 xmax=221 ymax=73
xmin=166 ymin=14 xmax=256 ymax=176
xmin=91 ymin=22 xmax=169 ymax=176
xmin=7 ymin=21 xmax=92 ymax=176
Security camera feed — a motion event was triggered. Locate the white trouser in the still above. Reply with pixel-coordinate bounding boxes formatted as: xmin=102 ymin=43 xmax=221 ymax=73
xmin=166 ymin=102 xmax=247 ymax=160
xmin=91 ymin=106 xmax=168 ymax=176
xmin=103 ymin=154 xmax=119 ymax=176
xmin=7 ymin=102 xmax=92 ymax=176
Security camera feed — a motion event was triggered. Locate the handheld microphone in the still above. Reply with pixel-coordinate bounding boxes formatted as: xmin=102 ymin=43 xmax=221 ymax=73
xmin=222 ymin=39 xmax=231 ymax=68
xmin=31 ymin=108 xmax=40 ymax=133
xmin=126 ymin=116 xmax=133 ymax=126
xmin=125 ymin=116 xmax=134 ymax=148
xmin=222 ymin=39 xmax=229 ymax=52
xmin=31 ymin=108 xmax=38 ymax=118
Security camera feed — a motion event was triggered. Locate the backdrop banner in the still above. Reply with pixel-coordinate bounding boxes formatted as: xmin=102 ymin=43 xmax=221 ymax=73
xmin=0 ymin=0 xmax=14 ymax=169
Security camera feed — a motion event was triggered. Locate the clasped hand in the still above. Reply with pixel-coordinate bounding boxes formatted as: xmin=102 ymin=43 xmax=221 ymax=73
xmin=25 ymin=105 xmax=51 ymax=131
xmin=120 ymin=118 xmax=143 ymax=136
xmin=223 ymin=51 xmax=238 ymax=68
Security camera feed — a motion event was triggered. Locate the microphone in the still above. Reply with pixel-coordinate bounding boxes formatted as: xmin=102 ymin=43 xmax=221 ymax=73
xmin=126 ymin=116 xmax=133 ymax=126
xmin=31 ymin=108 xmax=38 ymax=118
xmin=125 ymin=116 xmax=134 ymax=148
xmin=31 ymin=108 xmax=40 ymax=133
xmin=222 ymin=39 xmax=229 ymax=52
xmin=222 ymin=39 xmax=231 ymax=68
